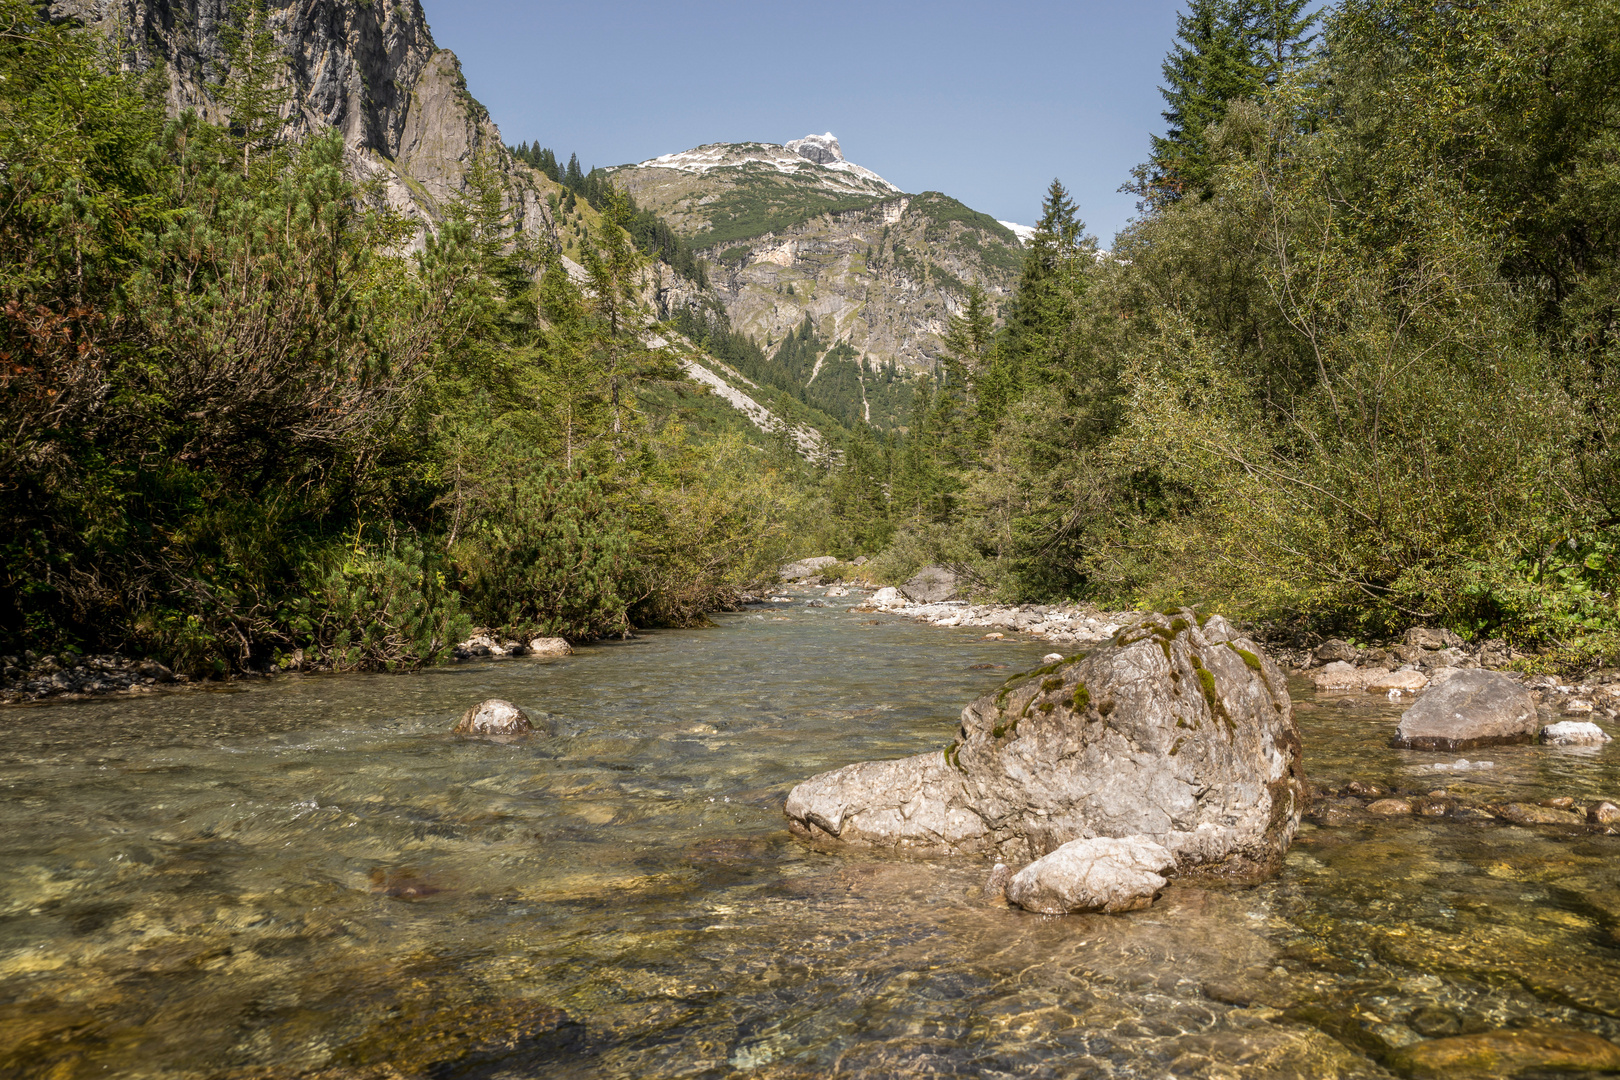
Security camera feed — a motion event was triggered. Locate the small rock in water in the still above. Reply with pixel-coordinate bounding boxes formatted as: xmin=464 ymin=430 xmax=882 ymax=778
xmin=1541 ymin=720 xmax=1611 ymax=746
xmin=1006 ymin=836 xmax=1175 ymax=914
xmin=1042 ymin=653 xmax=1065 ymax=663
xmin=1367 ymin=668 xmax=1428 ymax=694
xmin=1388 ymin=1028 xmax=1620 ymax=1078
xmin=1367 ymin=798 xmax=1413 ymax=816
xmin=453 ymin=698 xmax=540 ymax=736
xmin=1309 ymin=660 xmax=1365 ymax=691
xmin=1493 ymin=802 xmax=1582 ymax=826
xmin=1392 ymin=670 xmax=1538 ymax=750
xmin=982 ymin=862 xmax=1011 ymax=899
xmin=527 ymin=637 xmax=572 ymax=657
xmin=1587 ymin=801 xmax=1620 ymax=824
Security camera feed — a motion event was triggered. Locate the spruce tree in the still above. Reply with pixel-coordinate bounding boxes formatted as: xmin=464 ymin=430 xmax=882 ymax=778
xmin=1149 ymin=0 xmax=1256 ymax=201
xmin=212 ymin=0 xmax=290 ymax=177
xmin=1242 ymin=0 xmax=1318 ymax=83
xmin=1001 ymin=179 xmax=1089 ymax=387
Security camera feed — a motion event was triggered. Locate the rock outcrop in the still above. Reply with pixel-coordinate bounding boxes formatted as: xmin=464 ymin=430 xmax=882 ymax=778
xmin=1391 ymin=670 xmax=1539 ymax=750
xmin=901 ymin=565 xmax=957 ymax=604
xmin=51 ymin=0 xmax=558 ymax=251
xmin=785 ymin=610 xmax=1307 ymax=878
xmin=779 ymin=556 xmax=839 ymax=582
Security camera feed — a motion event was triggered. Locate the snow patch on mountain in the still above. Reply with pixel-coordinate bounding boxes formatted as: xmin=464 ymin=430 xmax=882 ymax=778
xmin=637 ymin=135 xmax=900 ymax=195
xmin=998 ymin=220 xmax=1036 ymax=244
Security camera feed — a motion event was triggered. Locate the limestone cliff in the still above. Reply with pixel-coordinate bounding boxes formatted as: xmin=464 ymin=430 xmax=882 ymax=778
xmin=49 ymin=0 xmax=557 ymax=249
xmin=612 ymin=137 xmax=1025 ymax=374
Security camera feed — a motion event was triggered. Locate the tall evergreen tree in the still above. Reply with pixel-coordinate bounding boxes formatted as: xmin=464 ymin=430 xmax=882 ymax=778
xmin=1243 ymin=0 xmax=1317 ymax=82
xmin=1001 ymin=180 xmax=1090 ymax=385
xmin=212 ymin=0 xmax=290 ymax=177
xmin=1148 ymin=0 xmax=1257 ymax=201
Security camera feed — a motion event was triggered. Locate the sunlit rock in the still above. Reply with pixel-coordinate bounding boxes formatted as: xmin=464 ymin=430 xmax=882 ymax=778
xmin=1392 ymin=670 xmax=1538 ymax=750
xmin=1005 ymin=836 xmax=1174 ymax=914
xmin=527 ymin=637 xmax=572 ymax=658
xmin=454 ymin=698 xmax=537 ymax=736
xmin=785 ymin=610 xmax=1307 ymax=878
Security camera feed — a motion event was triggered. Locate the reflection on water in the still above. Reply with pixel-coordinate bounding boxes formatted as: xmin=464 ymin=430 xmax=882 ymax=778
xmin=2 ymin=607 xmax=1619 ymax=1078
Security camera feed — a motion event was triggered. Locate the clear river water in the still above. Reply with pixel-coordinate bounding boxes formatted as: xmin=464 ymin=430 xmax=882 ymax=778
xmin=3 ymin=602 xmax=1620 ymax=1079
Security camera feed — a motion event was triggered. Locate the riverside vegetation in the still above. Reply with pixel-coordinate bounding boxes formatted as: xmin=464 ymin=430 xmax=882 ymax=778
xmin=5 ymin=0 xmax=1620 ymax=683
xmin=0 ymin=0 xmax=809 ymax=678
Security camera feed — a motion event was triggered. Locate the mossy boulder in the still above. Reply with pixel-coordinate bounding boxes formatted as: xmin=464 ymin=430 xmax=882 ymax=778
xmin=785 ymin=610 xmax=1306 ymax=878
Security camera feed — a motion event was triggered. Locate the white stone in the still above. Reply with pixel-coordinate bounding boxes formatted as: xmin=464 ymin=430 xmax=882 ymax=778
xmin=870 ymin=587 xmax=906 ymax=609
xmin=1366 ymin=668 xmax=1427 ymax=694
xmin=527 ymin=637 xmax=572 ymax=657
xmin=1309 ymin=661 xmax=1365 ymax=691
xmin=1006 ymin=837 xmax=1176 ymax=914
xmin=1541 ymin=721 xmax=1612 ymax=746
xmin=1043 ymin=653 xmax=1065 ymax=663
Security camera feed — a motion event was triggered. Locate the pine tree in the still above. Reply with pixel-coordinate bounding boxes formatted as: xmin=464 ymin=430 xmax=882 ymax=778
xmin=212 ymin=0 xmax=290 ymax=177
xmin=1242 ymin=0 xmax=1318 ymax=84
xmin=1147 ymin=0 xmax=1257 ymax=202
xmin=1001 ymin=180 xmax=1089 ymax=388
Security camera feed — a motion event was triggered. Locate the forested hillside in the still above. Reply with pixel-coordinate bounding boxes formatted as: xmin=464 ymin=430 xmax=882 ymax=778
xmin=822 ymin=0 xmax=1620 ymax=661
xmin=7 ymin=0 xmax=1618 ymax=677
xmin=0 ymin=0 xmax=812 ymax=673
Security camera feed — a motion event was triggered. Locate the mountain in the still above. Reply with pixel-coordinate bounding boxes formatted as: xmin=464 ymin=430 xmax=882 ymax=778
xmin=48 ymin=0 xmax=559 ymax=251
xmin=611 ymin=134 xmax=1027 ymax=380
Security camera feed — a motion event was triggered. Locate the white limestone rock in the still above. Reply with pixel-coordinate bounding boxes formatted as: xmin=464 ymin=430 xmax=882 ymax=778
xmin=1006 ymin=836 xmax=1176 ymax=914
xmin=1541 ymin=720 xmax=1612 ymax=746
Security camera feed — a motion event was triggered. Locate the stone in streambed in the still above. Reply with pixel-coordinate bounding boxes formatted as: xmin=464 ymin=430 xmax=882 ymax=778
xmin=1006 ymin=836 xmax=1175 ymax=914
xmin=454 ymin=699 xmax=544 ymax=735
xmin=527 ymin=637 xmax=572 ymax=657
xmin=1308 ymin=661 xmax=1365 ymax=691
xmin=1588 ymin=801 xmax=1620 ymax=824
xmin=1313 ymin=638 xmax=1359 ymax=665
xmin=1391 ymin=670 xmax=1537 ymax=751
xmin=784 ymin=610 xmax=1307 ymax=877
xmin=869 ymin=586 xmax=906 ymax=610
xmin=1367 ymin=668 xmax=1427 ymax=694
xmin=1541 ymin=720 xmax=1611 ymax=746
xmin=1387 ymin=1028 xmax=1620 ymax=1078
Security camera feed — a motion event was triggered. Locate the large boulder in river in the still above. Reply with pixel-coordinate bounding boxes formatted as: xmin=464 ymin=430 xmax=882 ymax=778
xmin=784 ymin=610 xmax=1307 ymax=877
xmin=901 ymin=565 xmax=958 ymax=603
xmin=1390 ymin=670 xmax=1537 ymax=750
xmin=454 ymin=699 xmax=539 ymax=735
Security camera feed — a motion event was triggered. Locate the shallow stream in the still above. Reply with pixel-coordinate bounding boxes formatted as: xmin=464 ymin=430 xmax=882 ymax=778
xmin=3 ymin=604 xmax=1620 ymax=1078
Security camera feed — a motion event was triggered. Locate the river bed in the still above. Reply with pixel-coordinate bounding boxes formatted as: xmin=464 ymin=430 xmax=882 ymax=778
xmin=2 ymin=604 xmax=1619 ymax=1078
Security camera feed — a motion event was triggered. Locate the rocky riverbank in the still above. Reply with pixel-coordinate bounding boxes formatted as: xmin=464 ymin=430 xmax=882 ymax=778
xmin=781 ymin=571 xmax=1620 ymax=724
xmin=0 ymin=631 xmax=579 ymax=707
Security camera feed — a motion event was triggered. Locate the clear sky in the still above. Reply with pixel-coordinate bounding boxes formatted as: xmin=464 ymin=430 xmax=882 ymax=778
xmin=421 ymin=1 xmax=1192 ymax=246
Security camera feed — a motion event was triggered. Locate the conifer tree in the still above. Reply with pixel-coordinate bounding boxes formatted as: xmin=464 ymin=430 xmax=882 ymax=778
xmin=213 ymin=0 xmax=290 ymax=177
xmin=1243 ymin=0 xmax=1317 ymax=83
xmin=1001 ymin=180 xmax=1089 ymax=386
xmin=1148 ymin=0 xmax=1256 ymax=201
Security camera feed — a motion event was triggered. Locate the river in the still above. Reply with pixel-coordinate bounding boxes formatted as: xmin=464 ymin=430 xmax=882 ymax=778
xmin=3 ymin=603 xmax=1619 ymax=1078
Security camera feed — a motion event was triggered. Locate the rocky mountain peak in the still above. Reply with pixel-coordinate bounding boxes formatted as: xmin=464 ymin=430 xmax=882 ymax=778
xmin=785 ymin=133 xmax=845 ymax=165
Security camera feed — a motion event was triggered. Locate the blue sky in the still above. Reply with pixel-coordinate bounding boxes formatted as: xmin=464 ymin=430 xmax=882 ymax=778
xmin=422 ymin=1 xmax=1193 ymax=245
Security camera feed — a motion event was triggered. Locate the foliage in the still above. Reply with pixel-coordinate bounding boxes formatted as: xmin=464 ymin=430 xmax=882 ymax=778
xmin=0 ymin=4 xmax=805 ymax=673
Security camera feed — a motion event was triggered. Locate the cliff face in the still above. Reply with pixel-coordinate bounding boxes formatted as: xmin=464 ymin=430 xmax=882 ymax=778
xmin=613 ymin=139 xmax=1025 ymax=373
xmin=51 ymin=0 xmax=556 ymax=249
